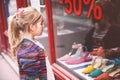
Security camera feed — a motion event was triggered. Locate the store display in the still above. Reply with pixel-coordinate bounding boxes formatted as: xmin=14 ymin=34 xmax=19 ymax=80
xmin=58 ymin=46 xmax=120 ymax=80
xmin=58 ymin=54 xmax=120 ymax=80
xmin=49 ymin=0 xmax=120 ymax=79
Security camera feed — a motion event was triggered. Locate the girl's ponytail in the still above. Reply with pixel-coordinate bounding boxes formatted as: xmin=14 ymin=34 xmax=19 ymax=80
xmin=8 ymin=15 xmax=21 ymax=56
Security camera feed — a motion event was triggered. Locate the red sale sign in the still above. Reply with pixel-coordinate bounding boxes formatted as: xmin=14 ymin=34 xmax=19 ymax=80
xmin=59 ymin=0 xmax=102 ymax=20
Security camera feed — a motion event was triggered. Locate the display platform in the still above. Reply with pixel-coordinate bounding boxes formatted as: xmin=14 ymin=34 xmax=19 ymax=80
xmin=57 ymin=54 xmax=114 ymax=80
xmin=57 ymin=58 xmax=94 ymax=80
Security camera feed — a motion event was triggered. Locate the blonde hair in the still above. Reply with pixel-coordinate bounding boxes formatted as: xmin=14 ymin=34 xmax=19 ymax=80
xmin=8 ymin=7 xmax=42 ymax=56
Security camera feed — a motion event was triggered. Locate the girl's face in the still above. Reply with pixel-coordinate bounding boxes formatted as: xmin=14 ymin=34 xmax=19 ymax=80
xmin=31 ymin=17 xmax=44 ymax=36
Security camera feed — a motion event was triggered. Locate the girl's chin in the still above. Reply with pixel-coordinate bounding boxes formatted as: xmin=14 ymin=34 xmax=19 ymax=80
xmin=39 ymin=33 xmax=42 ymax=36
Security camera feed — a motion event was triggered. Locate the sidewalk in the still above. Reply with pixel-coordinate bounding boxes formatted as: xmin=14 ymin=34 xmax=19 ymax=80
xmin=0 ymin=54 xmax=19 ymax=80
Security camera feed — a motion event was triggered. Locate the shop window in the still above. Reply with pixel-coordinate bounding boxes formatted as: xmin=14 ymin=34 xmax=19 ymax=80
xmin=51 ymin=1 xmax=91 ymax=58
xmin=51 ymin=0 xmax=93 ymax=79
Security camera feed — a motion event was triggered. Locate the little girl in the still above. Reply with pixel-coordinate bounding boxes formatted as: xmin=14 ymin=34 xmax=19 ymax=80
xmin=8 ymin=7 xmax=55 ymax=80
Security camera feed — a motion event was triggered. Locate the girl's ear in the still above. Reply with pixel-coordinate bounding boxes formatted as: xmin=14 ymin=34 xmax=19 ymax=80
xmin=29 ymin=24 xmax=35 ymax=32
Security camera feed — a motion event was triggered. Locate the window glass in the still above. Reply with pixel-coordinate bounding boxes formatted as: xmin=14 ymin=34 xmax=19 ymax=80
xmin=51 ymin=0 xmax=93 ymax=79
xmin=51 ymin=0 xmax=91 ymax=59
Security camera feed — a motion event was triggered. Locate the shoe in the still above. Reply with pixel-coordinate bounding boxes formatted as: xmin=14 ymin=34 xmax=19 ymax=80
xmin=109 ymin=66 xmax=120 ymax=77
xmin=95 ymin=63 xmax=120 ymax=80
xmin=59 ymin=44 xmax=83 ymax=61
xmin=65 ymin=52 xmax=92 ymax=64
xmin=88 ymin=68 xmax=103 ymax=77
xmin=94 ymin=68 xmax=120 ymax=80
xmin=82 ymin=65 xmax=96 ymax=74
xmin=87 ymin=58 xmax=105 ymax=77
xmin=70 ymin=45 xmax=84 ymax=58
xmin=112 ymin=70 xmax=120 ymax=80
xmin=114 ymin=58 xmax=120 ymax=65
xmin=82 ymin=56 xmax=103 ymax=74
xmin=94 ymin=72 xmax=113 ymax=80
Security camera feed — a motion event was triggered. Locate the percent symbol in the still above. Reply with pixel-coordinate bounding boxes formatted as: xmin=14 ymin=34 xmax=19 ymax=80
xmin=83 ymin=0 xmax=102 ymax=20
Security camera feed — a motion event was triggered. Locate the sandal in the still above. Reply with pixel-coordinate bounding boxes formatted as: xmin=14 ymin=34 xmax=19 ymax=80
xmin=82 ymin=56 xmax=103 ymax=74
